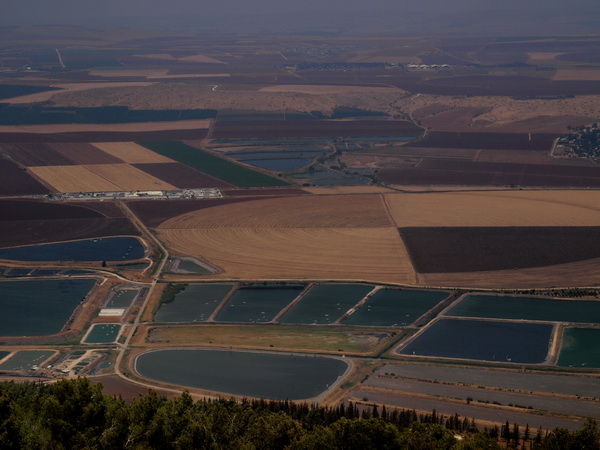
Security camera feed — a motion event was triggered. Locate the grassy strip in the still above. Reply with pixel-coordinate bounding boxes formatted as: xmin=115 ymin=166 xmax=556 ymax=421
xmin=147 ymin=324 xmax=395 ymax=355
xmin=139 ymin=141 xmax=288 ymax=187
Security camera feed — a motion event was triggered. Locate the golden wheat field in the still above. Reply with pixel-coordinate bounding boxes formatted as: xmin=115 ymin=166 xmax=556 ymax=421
xmin=157 ymin=194 xmax=415 ymax=284
xmin=91 ymin=142 xmax=175 ymax=164
xmin=384 ymin=190 xmax=600 ymax=227
xmin=154 ymin=190 xmax=600 ymax=288
xmin=30 ymin=164 xmax=176 ymax=192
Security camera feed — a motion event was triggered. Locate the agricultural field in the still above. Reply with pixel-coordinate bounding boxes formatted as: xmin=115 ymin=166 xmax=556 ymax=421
xmin=139 ymin=141 xmax=287 ymax=187
xmin=29 ymin=164 xmax=176 ymax=192
xmin=155 ymin=194 xmax=416 ymax=284
xmin=2 ymin=26 xmax=600 ymax=434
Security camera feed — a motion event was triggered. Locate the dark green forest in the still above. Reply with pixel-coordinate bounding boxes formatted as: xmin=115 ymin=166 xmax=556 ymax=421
xmin=0 ymin=378 xmax=596 ymax=449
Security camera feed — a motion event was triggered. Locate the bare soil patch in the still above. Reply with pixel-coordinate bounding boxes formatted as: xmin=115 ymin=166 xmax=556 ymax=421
xmin=0 ymin=200 xmax=102 ymax=221
xmin=411 ymin=132 xmax=556 ymax=151
xmin=0 ymin=159 xmax=49 ymax=195
xmin=553 ymin=69 xmax=600 ymax=81
xmin=48 ymin=142 xmax=123 ymax=165
xmin=379 ymin=159 xmax=600 ymax=187
xmin=133 ymin=163 xmax=235 ymax=189
xmin=259 ymin=85 xmax=403 ymax=95
xmin=0 ymin=218 xmax=138 ymax=247
xmin=399 ymin=226 xmax=600 ymax=273
xmin=0 ymin=143 xmax=73 ymax=166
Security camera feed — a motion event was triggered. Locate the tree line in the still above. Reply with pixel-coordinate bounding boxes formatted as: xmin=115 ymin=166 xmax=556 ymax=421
xmin=0 ymin=377 xmax=596 ymax=449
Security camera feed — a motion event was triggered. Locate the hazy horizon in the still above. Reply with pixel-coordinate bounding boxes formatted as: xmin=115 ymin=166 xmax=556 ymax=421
xmin=2 ymin=0 xmax=600 ymax=36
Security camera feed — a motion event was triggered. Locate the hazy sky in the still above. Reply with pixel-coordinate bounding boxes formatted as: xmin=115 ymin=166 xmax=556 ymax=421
xmin=2 ymin=0 xmax=599 ymax=35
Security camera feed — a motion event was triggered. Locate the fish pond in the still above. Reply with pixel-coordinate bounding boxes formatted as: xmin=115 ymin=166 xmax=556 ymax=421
xmin=136 ymin=349 xmax=348 ymax=400
xmin=0 ymin=237 xmax=145 ymax=262
xmin=447 ymin=294 xmax=600 ymax=323
xmin=558 ymin=328 xmax=600 ymax=368
xmin=0 ymin=351 xmax=55 ymax=371
xmin=84 ymin=324 xmax=121 ymax=344
xmin=0 ymin=279 xmax=95 ymax=336
xmin=243 ymin=158 xmax=314 ymax=172
xmin=399 ymin=319 xmax=553 ymax=364
xmin=279 ymin=284 xmax=373 ymax=325
xmin=215 ymin=286 xmax=304 ymax=323
xmin=106 ymin=289 xmax=139 ymax=308
xmin=155 ymin=284 xmax=234 ymax=323
xmin=343 ymin=289 xmax=450 ymax=327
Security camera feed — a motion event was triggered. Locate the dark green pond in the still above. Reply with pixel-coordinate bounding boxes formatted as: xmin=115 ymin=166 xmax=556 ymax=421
xmin=280 ymin=284 xmax=373 ymax=324
xmin=343 ymin=289 xmax=449 ymax=327
xmin=0 ymin=351 xmax=55 ymax=370
xmin=216 ymin=287 xmax=304 ymax=323
xmin=155 ymin=284 xmax=234 ymax=323
xmin=136 ymin=349 xmax=348 ymax=400
xmin=447 ymin=294 xmax=600 ymax=323
xmin=399 ymin=319 xmax=553 ymax=364
xmin=85 ymin=324 xmax=121 ymax=344
xmin=558 ymin=328 xmax=600 ymax=368
xmin=0 ymin=237 xmax=145 ymax=262
xmin=0 ymin=279 xmax=95 ymax=336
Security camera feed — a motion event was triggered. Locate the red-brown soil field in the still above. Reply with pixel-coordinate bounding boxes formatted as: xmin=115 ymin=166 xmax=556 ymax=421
xmin=132 ymin=163 xmax=235 ymax=189
xmin=0 ymin=199 xmax=139 ymax=248
xmin=212 ymin=119 xmax=423 ymax=139
xmin=0 ymin=200 xmax=103 ymax=221
xmin=48 ymin=143 xmax=124 ymax=165
xmin=379 ymin=159 xmax=600 ymax=187
xmin=0 ymin=218 xmax=139 ymax=248
xmin=0 ymin=158 xmax=49 ymax=195
xmin=126 ymin=197 xmax=266 ymax=227
xmin=399 ymin=226 xmax=600 ymax=273
xmin=411 ymin=132 xmax=556 ymax=150
xmin=0 ymin=143 xmax=74 ymax=166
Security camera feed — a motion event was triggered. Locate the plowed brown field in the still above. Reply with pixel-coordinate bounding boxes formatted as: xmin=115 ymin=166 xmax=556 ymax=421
xmin=157 ymin=194 xmax=416 ymax=284
xmin=91 ymin=142 xmax=174 ymax=164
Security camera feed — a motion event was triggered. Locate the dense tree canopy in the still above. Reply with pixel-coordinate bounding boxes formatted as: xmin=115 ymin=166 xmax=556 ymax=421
xmin=0 ymin=378 xmax=595 ymax=449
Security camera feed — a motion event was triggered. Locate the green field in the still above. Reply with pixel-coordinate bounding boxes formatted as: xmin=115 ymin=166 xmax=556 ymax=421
xmin=139 ymin=141 xmax=288 ymax=187
xmin=558 ymin=328 xmax=600 ymax=368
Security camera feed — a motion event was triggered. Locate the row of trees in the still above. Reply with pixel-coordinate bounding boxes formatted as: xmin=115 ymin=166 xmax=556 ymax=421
xmin=0 ymin=378 xmax=596 ymax=449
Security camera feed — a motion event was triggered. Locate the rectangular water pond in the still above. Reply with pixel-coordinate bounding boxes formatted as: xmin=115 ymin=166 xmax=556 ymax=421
xmin=84 ymin=324 xmax=121 ymax=344
xmin=447 ymin=294 xmax=600 ymax=323
xmin=343 ymin=289 xmax=449 ymax=327
xmin=558 ymin=328 xmax=600 ymax=368
xmin=0 ymin=237 xmax=145 ymax=262
xmin=0 ymin=351 xmax=55 ymax=371
xmin=0 ymin=279 xmax=96 ymax=336
xmin=155 ymin=284 xmax=234 ymax=323
xmin=215 ymin=286 xmax=304 ymax=323
xmin=399 ymin=319 xmax=553 ymax=364
xmin=136 ymin=349 xmax=348 ymax=400
xmin=280 ymin=284 xmax=374 ymax=325
xmin=106 ymin=289 xmax=139 ymax=308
